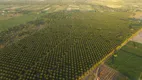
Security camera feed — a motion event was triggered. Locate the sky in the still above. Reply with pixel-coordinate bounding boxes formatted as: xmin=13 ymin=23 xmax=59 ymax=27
xmin=0 ymin=0 xmax=142 ymax=3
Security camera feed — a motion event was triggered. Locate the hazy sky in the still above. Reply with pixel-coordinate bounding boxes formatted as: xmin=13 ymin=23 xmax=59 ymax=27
xmin=0 ymin=0 xmax=142 ymax=3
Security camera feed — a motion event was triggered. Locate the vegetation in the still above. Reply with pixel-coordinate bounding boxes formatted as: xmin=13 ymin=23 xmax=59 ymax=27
xmin=0 ymin=10 xmax=141 ymax=80
xmin=107 ymin=41 xmax=142 ymax=80
xmin=0 ymin=5 xmax=48 ymax=32
xmin=0 ymin=14 xmax=38 ymax=32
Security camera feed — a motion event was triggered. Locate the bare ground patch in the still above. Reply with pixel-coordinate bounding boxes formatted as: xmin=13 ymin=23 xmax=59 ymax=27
xmin=131 ymin=30 xmax=142 ymax=44
xmin=130 ymin=12 xmax=142 ymax=19
xmin=82 ymin=64 xmax=127 ymax=80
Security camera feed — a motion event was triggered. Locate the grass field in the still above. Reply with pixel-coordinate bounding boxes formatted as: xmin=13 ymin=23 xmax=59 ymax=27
xmin=0 ymin=5 xmax=10 ymax=10
xmin=0 ymin=11 xmax=48 ymax=32
xmin=0 ymin=5 xmax=49 ymax=32
xmin=0 ymin=14 xmax=37 ymax=32
xmin=107 ymin=41 xmax=142 ymax=80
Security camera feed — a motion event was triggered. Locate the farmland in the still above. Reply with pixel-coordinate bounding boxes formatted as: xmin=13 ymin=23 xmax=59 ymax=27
xmin=0 ymin=3 xmax=138 ymax=32
xmin=0 ymin=3 xmax=142 ymax=80
xmin=106 ymin=41 xmax=142 ymax=80
xmin=0 ymin=5 xmax=50 ymax=32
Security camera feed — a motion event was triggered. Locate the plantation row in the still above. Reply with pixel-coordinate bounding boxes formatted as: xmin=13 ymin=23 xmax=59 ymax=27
xmin=0 ymin=11 xmax=141 ymax=80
